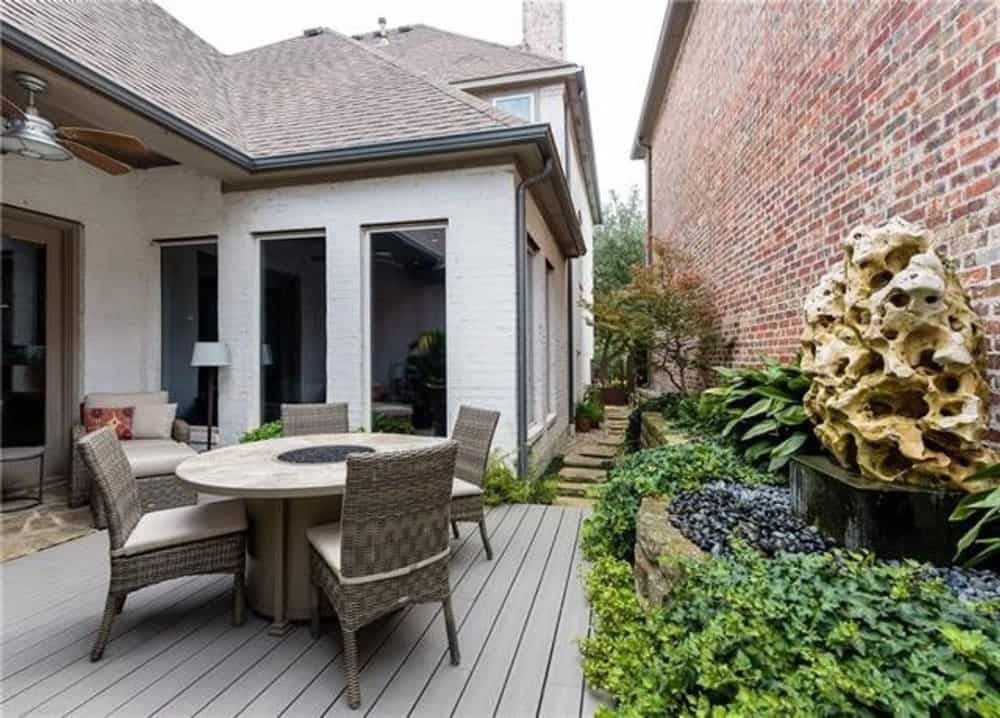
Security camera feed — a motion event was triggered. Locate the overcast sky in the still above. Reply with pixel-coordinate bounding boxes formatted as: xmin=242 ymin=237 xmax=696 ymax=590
xmin=155 ymin=0 xmax=665 ymax=211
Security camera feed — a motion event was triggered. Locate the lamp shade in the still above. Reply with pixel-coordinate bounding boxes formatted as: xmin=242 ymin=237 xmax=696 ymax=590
xmin=191 ymin=341 xmax=230 ymax=367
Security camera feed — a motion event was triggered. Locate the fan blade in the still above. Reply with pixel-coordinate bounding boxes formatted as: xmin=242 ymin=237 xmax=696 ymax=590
xmin=60 ymin=140 xmax=132 ymax=175
xmin=57 ymin=127 xmax=146 ymax=154
xmin=2 ymin=96 xmax=26 ymax=121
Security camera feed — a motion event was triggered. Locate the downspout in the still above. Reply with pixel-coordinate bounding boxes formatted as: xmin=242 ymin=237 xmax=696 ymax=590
xmin=516 ymin=158 xmax=555 ymax=479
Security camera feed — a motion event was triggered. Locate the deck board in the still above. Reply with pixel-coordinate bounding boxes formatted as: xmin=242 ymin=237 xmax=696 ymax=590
xmin=0 ymin=504 xmax=598 ymax=717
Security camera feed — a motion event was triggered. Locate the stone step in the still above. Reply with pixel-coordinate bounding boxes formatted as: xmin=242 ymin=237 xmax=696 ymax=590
xmin=556 ymin=481 xmax=593 ymax=498
xmin=598 ymin=435 xmax=625 ymax=447
xmin=577 ymin=443 xmax=619 ymax=458
xmin=558 ymin=466 xmax=607 ymax=483
xmin=562 ymin=453 xmax=612 ymax=469
xmin=604 ymin=406 xmax=631 ymax=419
xmin=553 ymin=496 xmax=594 ymax=510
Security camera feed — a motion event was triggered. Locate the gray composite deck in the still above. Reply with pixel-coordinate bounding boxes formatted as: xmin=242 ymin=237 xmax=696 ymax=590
xmin=0 ymin=503 xmax=606 ymax=717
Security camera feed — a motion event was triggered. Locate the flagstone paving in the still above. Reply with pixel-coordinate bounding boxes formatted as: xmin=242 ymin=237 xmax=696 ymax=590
xmin=554 ymin=405 xmax=630 ymax=507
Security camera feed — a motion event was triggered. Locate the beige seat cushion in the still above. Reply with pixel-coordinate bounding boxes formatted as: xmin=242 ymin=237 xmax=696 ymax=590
xmin=116 ymin=499 xmax=246 ymax=557
xmin=452 ymin=478 xmax=483 ymax=498
xmin=85 ymin=391 xmax=169 ymax=408
xmin=122 ymin=439 xmax=197 ymax=478
xmin=307 ymin=521 xmax=343 ymax=575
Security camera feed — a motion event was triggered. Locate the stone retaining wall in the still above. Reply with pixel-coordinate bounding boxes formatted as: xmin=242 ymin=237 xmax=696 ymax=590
xmin=640 ymin=412 xmax=690 ymax=449
xmin=633 ymin=496 xmax=704 ymax=606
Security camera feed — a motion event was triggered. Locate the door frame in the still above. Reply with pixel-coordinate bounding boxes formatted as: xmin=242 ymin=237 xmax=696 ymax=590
xmin=2 ymin=204 xmax=82 ymax=481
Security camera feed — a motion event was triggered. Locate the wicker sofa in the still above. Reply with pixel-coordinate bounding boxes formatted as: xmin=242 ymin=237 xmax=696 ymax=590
xmin=71 ymin=391 xmax=198 ymax=527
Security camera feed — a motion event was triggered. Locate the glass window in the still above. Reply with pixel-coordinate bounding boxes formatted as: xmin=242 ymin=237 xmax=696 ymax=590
xmin=260 ymin=234 xmax=327 ymax=422
xmin=161 ymin=243 xmax=217 ymax=425
xmin=526 ymin=246 xmax=536 ymax=425
xmin=493 ymin=94 xmax=533 ymax=122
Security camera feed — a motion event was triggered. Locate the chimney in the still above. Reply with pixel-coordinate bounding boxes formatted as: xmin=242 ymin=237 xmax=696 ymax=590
xmin=522 ymin=0 xmax=565 ymax=59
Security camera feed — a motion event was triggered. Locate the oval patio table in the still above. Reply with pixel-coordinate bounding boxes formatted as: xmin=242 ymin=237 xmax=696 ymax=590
xmin=175 ymin=432 xmax=448 ymax=635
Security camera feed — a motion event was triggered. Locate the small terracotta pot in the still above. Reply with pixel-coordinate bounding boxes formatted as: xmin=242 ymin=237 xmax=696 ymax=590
xmin=575 ymin=415 xmax=594 ymax=432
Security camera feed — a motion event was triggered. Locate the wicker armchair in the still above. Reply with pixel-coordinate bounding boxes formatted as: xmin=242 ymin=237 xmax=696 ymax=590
xmin=76 ymin=427 xmax=247 ymax=662
xmin=71 ymin=419 xmax=196 ymax=528
xmin=281 ymin=402 xmax=349 ymax=436
xmin=449 ymin=406 xmax=501 ymax=560
xmin=307 ymin=442 xmax=460 ymax=708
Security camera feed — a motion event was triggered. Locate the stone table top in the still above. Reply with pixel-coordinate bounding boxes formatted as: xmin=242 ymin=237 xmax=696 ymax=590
xmin=175 ymin=433 xmax=447 ymax=499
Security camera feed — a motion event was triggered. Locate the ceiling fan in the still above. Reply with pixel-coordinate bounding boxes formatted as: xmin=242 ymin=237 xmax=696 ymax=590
xmin=2 ymin=72 xmax=147 ymax=175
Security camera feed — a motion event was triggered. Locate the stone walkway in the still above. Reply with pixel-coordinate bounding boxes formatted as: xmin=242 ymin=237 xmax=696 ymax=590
xmin=1 ymin=482 xmax=95 ymax=562
xmin=554 ymin=405 xmax=629 ymax=507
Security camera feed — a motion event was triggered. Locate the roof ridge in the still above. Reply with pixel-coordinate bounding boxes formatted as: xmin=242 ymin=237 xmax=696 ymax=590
xmin=394 ymin=23 xmax=571 ymax=67
xmin=334 ymin=28 xmax=527 ymax=130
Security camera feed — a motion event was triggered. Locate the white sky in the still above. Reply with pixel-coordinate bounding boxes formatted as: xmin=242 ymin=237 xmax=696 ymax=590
xmin=155 ymin=0 xmax=666 ymax=210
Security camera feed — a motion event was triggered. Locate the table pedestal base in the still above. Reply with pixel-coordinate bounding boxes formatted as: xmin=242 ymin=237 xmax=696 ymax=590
xmin=244 ymin=495 xmax=342 ymax=632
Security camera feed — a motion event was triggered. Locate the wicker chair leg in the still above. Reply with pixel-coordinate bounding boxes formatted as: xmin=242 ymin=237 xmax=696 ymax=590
xmin=341 ymin=627 xmax=361 ymax=709
xmin=310 ymin=584 xmax=321 ymax=639
xmin=91 ymin=592 xmax=119 ymax=661
xmin=114 ymin=595 xmax=126 ymax=614
xmin=442 ymin=597 xmax=461 ymax=666
xmin=233 ymin=573 xmax=246 ymax=626
xmin=451 ymin=520 xmax=460 ymax=539
xmin=478 ymin=519 xmax=493 ymax=560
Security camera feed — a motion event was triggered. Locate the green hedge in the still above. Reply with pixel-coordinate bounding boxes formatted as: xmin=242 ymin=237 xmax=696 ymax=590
xmin=582 ymin=547 xmax=1000 ymax=717
xmin=581 ymin=442 xmax=777 ymax=561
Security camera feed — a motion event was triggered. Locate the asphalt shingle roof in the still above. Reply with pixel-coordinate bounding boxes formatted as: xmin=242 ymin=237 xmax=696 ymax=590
xmin=1 ymin=0 xmax=525 ymax=158
xmin=355 ymin=24 xmax=572 ymax=83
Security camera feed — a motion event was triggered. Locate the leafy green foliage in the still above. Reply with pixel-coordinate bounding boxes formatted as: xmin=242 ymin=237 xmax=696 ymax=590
xmin=371 ymin=413 xmax=415 ymax=435
xmin=624 ymin=392 xmax=729 ymax=451
xmin=582 ymin=547 xmax=1000 ymax=717
xmin=593 ymin=186 xmax=646 ymax=297
xmin=701 ymin=358 xmax=814 ymax=472
xmin=238 ymin=421 xmax=282 ymax=443
xmin=952 ymin=463 xmax=1000 ymax=567
xmin=481 ymin=453 xmax=556 ymax=506
xmin=581 ymin=443 xmax=777 ymax=561
xmin=576 ymin=398 xmax=604 ymax=425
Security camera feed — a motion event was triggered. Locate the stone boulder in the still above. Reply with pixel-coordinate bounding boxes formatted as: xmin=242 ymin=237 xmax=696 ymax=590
xmin=634 ymin=496 xmax=704 ymax=607
xmin=801 ymin=219 xmax=996 ymax=492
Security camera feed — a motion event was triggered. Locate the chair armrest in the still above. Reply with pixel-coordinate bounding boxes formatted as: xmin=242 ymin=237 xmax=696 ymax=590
xmin=172 ymin=418 xmax=191 ymax=444
xmin=69 ymin=423 xmax=89 ymax=508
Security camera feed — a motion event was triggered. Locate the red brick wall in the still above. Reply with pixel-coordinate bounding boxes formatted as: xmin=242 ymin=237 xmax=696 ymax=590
xmin=648 ymin=0 xmax=999 ymax=438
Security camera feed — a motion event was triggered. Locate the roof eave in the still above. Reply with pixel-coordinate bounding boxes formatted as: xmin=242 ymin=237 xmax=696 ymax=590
xmin=569 ymin=69 xmax=602 ymax=224
xmin=630 ymin=0 xmax=695 ymax=160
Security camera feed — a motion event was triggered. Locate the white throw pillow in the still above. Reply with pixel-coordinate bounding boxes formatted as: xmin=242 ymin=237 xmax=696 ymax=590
xmin=131 ymin=403 xmax=178 ymax=440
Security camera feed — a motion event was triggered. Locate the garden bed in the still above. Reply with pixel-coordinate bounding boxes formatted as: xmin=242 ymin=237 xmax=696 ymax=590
xmin=581 ymin=437 xmax=1000 ymax=716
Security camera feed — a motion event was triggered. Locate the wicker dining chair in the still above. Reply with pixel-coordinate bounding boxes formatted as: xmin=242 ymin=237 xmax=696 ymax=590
xmin=76 ymin=427 xmax=248 ymax=662
xmin=449 ymin=406 xmax=501 ymax=560
xmin=281 ymin=402 xmax=349 ymax=436
xmin=307 ymin=441 xmax=460 ymax=709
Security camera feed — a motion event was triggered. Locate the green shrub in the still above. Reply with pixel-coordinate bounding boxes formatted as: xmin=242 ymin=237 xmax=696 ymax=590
xmin=482 ymin=453 xmax=556 ymax=506
xmin=582 ymin=547 xmax=1000 ymax=717
xmin=575 ymin=399 xmax=604 ymax=426
xmin=239 ymin=421 xmax=283 ymax=443
xmin=625 ymin=392 xmax=728 ymax=451
xmin=701 ymin=358 xmax=814 ymax=471
xmin=371 ymin=413 xmax=415 ymax=435
xmin=581 ymin=442 xmax=776 ymax=561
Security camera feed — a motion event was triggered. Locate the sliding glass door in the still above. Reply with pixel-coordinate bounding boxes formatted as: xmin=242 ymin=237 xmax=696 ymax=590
xmin=161 ymin=242 xmax=218 ymax=426
xmin=260 ymin=233 xmax=326 ymax=422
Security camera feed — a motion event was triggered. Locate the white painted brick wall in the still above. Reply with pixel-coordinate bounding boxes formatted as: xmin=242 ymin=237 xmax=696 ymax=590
xmin=2 ymin=155 xmax=582 ymax=469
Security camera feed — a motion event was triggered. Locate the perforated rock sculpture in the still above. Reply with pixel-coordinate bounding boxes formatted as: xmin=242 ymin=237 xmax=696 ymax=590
xmin=801 ymin=219 xmax=996 ymax=493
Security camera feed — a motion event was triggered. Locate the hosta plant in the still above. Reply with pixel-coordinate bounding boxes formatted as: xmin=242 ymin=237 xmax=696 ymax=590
xmin=701 ymin=358 xmax=814 ymax=472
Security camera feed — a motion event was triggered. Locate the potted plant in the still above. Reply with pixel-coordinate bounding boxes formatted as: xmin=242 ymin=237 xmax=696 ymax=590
xmin=405 ymin=330 xmax=446 ymax=433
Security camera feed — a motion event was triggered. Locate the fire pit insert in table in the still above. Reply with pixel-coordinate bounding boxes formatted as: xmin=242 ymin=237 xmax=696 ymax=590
xmin=276 ymin=445 xmax=375 ymax=465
